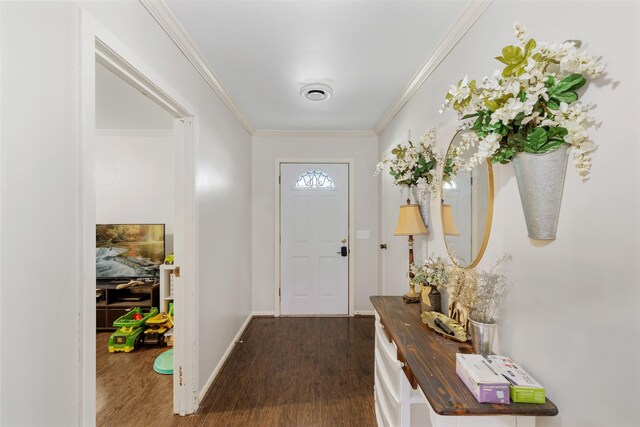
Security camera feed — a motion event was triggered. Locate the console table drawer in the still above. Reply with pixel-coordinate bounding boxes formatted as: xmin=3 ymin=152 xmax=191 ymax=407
xmin=374 ymin=399 xmax=389 ymax=427
xmin=374 ymin=374 xmax=402 ymax=427
xmin=374 ymin=318 xmax=398 ymax=362
xmin=374 ymin=342 xmax=403 ymax=402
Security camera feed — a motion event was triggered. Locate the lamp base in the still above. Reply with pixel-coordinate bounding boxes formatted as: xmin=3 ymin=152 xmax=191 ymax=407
xmin=403 ymin=294 xmax=420 ymax=303
xmin=403 ymin=288 xmax=420 ymax=304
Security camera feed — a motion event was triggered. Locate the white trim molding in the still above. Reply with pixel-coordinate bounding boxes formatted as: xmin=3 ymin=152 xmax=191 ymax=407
xmin=139 ymin=0 xmax=255 ymax=134
xmin=95 ymin=129 xmax=173 ymax=137
xmin=253 ymin=130 xmax=377 ymax=139
xmin=198 ymin=313 xmax=254 ymax=402
xmin=81 ymin=9 xmax=200 ymax=420
xmin=252 ymin=311 xmax=277 ymax=316
xmin=373 ymin=0 xmax=493 ymax=135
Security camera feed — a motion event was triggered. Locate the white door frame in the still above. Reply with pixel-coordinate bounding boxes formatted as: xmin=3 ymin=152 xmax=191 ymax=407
xmin=80 ymin=10 xmax=200 ymax=423
xmin=274 ymin=158 xmax=355 ymax=317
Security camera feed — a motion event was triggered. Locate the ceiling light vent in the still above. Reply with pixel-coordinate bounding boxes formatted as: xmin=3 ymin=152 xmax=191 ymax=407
xmin=300 ymin=84 xmax=333 ymax=101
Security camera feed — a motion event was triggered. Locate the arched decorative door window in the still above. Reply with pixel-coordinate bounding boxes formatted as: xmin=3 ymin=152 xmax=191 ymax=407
xmin=294 ymin=170 xmax=335 ymax=189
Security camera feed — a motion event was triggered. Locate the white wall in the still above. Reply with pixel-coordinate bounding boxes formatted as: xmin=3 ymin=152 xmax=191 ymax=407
xmin=379 ymin=1 xmax=640 ymax=426
xmin=96 ymin=61 xmax=173 ymax=130
xmin=95 ymin=131 xmax=175 ymax=253
xmin=0 ymin=2 xmax=252 ymax=425
xmin=252 ymin=135 xmax=379 ymax=314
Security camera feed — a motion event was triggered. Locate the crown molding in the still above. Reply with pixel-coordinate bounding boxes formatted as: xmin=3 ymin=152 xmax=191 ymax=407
xmin=253 ymin=130 xmax=378 ymax=139
xmin=373 ymin=0 xmax=493 ymax=135
xmin=95 ymin=129 xmax=173 ymax=137
xmin=139 ymin=0 xmax=255 ymax=135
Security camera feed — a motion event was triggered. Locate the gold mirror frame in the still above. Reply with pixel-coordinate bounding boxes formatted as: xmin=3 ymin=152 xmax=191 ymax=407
xmin=440 ymin=131 xmax=494 ymax=269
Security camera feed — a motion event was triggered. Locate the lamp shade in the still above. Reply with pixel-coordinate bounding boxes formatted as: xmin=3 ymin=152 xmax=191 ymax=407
xmin=394 ymin=204 xmax=428 ymax=236
xmin=442 ymin=204 xmax=460 ymax=236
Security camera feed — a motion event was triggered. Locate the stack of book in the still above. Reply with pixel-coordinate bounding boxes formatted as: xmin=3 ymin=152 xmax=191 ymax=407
xmin=456 ymin=353 xmax=546 ymax=404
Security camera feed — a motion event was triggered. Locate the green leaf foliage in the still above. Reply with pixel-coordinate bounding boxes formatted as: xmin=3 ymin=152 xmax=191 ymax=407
xmin=496 ymin=39 xmax=537 ymax=77
xmin=553 ymin=73 xmax=586 ymax=93
xmin=492 ymin=144 xmax=516 ymax=164
xmin=524 ymin=128 xmax=548 ymax=153
xmin=520 ymin=126 xmax=569 ymax=154
xmin=547 ymin=73 xmax=585 ymax=108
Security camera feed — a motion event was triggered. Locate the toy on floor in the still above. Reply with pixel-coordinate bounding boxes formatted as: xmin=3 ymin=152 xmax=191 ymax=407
xmin=154 ymin=305 xmax=174 ymax=374
xmin=153 ymin=349 xmax=174 ymax=375
xmin=108 ymin=307 xmax=158 ymax=353
xmin=143 ymin=310 xmax=173 ymax=346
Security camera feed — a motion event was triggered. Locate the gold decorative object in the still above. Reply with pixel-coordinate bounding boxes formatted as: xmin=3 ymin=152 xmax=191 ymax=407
xmin=394 ymin=200 xmax=428 ymax=303
xmin=421 ymin=312 xmax=468 ymax=342
xmin=448 ymin=300 xmax=471 ymax=331
xmin=420 ymin=285 xmax=441 ymax=313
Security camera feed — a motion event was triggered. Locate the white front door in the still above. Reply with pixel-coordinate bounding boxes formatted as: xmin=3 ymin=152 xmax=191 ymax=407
xmin=280 ymin=163 xmax=349 ymax=315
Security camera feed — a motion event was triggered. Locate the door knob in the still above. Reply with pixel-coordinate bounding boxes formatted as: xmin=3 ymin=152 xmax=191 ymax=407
xmin=337 ymin=246 xmax=348 ymax=257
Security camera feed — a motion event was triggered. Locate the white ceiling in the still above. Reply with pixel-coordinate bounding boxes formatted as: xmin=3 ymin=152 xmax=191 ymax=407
xmin=164 ymin=0 xmax=468 ymax=132
xmin=96 ymin=61 xmax=174 ymax=130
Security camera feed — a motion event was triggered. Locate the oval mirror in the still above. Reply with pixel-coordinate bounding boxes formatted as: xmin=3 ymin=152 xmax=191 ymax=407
xmin=441 ymin=131 xmax=494 ymax=268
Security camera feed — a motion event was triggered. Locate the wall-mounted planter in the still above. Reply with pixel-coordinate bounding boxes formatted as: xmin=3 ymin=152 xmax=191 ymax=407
xmin=412 ymin=187 xmax=430 ymax=227
xmin=513 ymin=144 xmax=569 ymax=240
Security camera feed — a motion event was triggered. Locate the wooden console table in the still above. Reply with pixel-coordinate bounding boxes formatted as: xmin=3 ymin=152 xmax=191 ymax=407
xmin=370 ymin=296 xmax=558 ymax=427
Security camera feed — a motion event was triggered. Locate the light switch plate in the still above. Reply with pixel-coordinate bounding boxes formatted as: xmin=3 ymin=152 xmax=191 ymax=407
xmin=356 ymin=230 xmax=370 ymax=239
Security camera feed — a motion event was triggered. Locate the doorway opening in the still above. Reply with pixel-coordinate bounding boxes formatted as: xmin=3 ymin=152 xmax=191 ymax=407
xmin=275 ymin=159 xmax=355 ymax=317
xmin=94 ymin=60 xmax=176 ymax=422
xmin=80 ymin=11 xmax=199 ymax=423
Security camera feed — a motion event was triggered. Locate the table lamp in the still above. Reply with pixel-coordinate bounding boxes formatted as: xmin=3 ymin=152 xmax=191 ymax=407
xmin=442 ymin=203 xmax=460 ymax=236
xmin=394 ymin=199 xmax=428 ymax=303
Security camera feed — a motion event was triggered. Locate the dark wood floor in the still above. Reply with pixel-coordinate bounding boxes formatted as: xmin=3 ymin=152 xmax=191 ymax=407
xmin=97 ymin=316 xmax=376 ymax=427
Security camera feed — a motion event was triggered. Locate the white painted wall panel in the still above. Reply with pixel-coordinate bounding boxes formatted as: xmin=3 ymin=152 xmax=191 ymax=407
xmin=0 ymin=1 xmax=252 ymax=424
xmin=379 ymin=2 xmax=640 ymax=426
xmin=95 ymin=132 xmax=175 ymax=253
xmin=1 ymin=4 xmax=80 ymax=425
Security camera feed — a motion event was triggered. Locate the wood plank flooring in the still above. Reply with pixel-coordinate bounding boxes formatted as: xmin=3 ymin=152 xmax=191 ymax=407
xmin=97 ymin=316 xmax=376 ymax=426
xmin=96 ymin=332 xmax=173 ymax=425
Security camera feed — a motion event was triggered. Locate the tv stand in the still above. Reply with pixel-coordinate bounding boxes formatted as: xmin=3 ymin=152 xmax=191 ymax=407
xmin=96 ymin=280 xmax=159 ymax=330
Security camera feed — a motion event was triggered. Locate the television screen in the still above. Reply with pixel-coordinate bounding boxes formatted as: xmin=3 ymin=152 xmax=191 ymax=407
xmin=96 ymin=224 xmax=165 ymax=280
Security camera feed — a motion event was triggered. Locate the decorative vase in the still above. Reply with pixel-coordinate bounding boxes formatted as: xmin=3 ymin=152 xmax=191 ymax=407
xmin=411 ymin=187 xmax=430 ymax=227
xmin=468 ymin=319 xmax=496 ymax=356
xmin=512 ymin=144 xmax=569 ymax=240
xmin=419 ymin=285 xmax=441 ymax=313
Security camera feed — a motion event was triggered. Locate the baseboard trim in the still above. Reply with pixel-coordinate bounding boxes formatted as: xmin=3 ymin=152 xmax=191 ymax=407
xmin=198 ymin=313 xmax=253 ymax=402
xmin=251 ymin=311 xmax=276 ymax=316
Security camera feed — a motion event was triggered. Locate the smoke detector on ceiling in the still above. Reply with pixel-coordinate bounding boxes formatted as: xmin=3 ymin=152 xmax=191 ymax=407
xmin=300 ymin=83 xmax=333 ymax=101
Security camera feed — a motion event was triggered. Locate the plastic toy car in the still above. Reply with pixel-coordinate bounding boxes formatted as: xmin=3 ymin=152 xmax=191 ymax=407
xmin=108 ymin=307 xmax=158 ymax=353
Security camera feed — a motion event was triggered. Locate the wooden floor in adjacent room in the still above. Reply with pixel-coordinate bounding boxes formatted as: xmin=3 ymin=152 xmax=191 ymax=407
xmin=97 ymin=316 xmax=376 ymax=427
xmin=96 ymin=331 xmax=174 ymax=426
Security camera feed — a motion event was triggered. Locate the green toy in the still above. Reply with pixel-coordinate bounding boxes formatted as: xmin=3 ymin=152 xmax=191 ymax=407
xmin=153 ymin=304 xmax=174 ymax=374
xmin=108 ymin=307 xmax=158 ymax=353
xmin=153 ymin=349 xmax=174 ymax=375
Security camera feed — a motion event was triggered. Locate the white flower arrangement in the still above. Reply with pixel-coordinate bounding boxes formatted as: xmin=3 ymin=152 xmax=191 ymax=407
xmin=375 ymin=129 xmax=441 ymax=200
xmin=410 ymin=255 xmax=449 ymax=291
xmin=440 ymin=22 xmax=604 ymax=181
